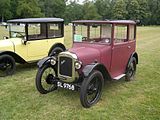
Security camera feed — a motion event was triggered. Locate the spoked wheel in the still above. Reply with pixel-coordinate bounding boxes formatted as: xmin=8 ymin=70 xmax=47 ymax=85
xmin=125 ymin=57 xmax=137 ymax=81
xmin=49 ymin=47 xmax=64 ymax=57
xmin=36 ymin=64 xmax=58 ymax=94
xmin=80 ymin=70 xmax=104 ymax=108
xmin=0 ymin=55 xmax=16 ymax=77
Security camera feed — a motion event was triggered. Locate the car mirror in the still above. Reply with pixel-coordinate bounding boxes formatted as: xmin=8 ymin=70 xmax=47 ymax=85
xmin=22 ymin=37 xmax=27 ymax=45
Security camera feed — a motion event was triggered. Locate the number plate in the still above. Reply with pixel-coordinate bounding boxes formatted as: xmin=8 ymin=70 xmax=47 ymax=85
xmin=57 ymin=82 xmax=75 ymax=91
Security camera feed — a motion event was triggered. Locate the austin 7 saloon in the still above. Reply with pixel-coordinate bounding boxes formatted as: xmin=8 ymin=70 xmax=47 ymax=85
xmin=36 ymin=20 xmax=138 ymax=108
xmin=0 ymin=18 xmax=66 ymax=76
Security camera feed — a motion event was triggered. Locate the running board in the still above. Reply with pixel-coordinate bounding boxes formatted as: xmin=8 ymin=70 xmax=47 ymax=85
xmin=113 ymin=74 xmax=126 ymax=80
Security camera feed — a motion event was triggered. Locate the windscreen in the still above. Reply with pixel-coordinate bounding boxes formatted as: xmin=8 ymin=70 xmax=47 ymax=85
xmin=0 ymin=25 xmax=9 ymax=39
xmin=9 ymin=23 xmax=26 ymax=38
xmin=73 ymin=23 xmax=112 ymax=44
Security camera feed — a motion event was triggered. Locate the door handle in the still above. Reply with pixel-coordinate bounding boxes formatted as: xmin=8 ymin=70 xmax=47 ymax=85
xmin=128 ymin=46 xmax=131 ymax=49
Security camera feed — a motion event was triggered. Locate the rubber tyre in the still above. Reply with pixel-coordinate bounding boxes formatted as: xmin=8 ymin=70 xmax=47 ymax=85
xmin=0 ymin=55 xmax=16 ymax=77
xmin=80 ymin=70 xmax=104 ymax=108
xmin=125 ymin=57 xmax=137 ymax=81
xmin=49 ymin=47 xmax=64 ymax=56
xmin=35 ymin=64 xmax=57 ymax=94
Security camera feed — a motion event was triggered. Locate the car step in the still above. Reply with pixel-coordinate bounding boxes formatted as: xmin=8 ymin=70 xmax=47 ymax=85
xmin=113 ymin=74 xmax=126 ymax=80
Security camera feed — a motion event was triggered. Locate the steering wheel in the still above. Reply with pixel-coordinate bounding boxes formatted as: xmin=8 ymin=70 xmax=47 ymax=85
xmin=16 ymin=32 xmax=25 ymax=37
xmin=82 ymin=37 xmax=87 ymax=41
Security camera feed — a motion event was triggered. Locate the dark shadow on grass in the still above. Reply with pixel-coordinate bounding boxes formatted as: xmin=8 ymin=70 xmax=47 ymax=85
xmin=104 ymin=78 xmax=127 ymax=89
xmin=40 ymin=88 xmax=81 ymax=108
xmin=41 ymin=78 xmax=130 ymax=108
xmin=101 ymin=78 xmax=130 ymax=98
xmin=16 ymin=62 xmax=37 ymax=73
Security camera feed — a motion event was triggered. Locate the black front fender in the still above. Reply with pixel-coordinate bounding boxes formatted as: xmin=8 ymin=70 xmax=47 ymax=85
xmin=0 ymin=51 xmax=26 ymax=63
xmin=82 ymin=63 xmax=111 ymax=80
xmin=37 ymin=57 xmax=52 ymax=68
xmin=82 ymin=63 xmax=99 ymax=77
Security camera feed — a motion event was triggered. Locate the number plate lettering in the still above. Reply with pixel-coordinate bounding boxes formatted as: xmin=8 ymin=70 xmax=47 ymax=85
xmin=57 ymin=82 xmax=75 ymax=91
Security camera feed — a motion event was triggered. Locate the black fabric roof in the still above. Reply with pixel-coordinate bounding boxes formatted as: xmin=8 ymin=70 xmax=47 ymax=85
xmin=7 ymin=18 xmax=64 ymax=23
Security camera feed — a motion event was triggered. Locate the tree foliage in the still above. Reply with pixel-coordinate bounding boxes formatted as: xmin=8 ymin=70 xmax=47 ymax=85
xmin=0 ymin=0 xmax=159 ymax=25
xmin=40 ymin=0 xmax=66 ymax=18
xmin=112 ymin=0 xmax=127 ymax=19
xmin=64 ymin=1 xmax=83 ymax=23
xmin=94 ymin=0 xmax=111 ymax=20
xmin=83 ymin=0 xmax=101 ymax=20
xmin=0 ymin=0 xmax=12 ymax=20
xmin=148 ymin=0 xmax=160 ymax=25
xmin=126 ymin=0 xmax=140 ymax=20
xmin=16 ymin=0 xmax=44 ymax=18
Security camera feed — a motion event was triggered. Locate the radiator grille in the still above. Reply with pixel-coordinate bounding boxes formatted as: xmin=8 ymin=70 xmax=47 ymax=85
xmin=59 ymin=56 xmax=72 ymax=77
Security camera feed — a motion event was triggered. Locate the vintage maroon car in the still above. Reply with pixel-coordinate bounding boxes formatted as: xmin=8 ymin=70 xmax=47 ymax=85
xmin=35 ymin=20 xmax=138 ymax=108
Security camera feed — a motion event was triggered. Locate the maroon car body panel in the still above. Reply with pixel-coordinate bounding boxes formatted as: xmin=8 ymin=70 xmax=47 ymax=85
xmin=69 ymin=20 xmax=137 ymax=79
xmin=111 ymin=42 xmax=132 ymax=77
xmin=69 ymin=42 xmax=112 ymax=76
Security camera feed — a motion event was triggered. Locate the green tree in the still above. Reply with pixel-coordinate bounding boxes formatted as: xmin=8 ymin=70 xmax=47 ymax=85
xmin=64 ymin=1 xmax=83 ymax=23
xmin=16 ymin=0 xmax=44 ymax=18
xmin=137 ymin=0 xmax=150 ymax=25
xmin=83 ymin=0 xmax=101 ymax=20
xmin=0 ymin=0 xmax=12 ymax=21
xmin=10 ymin=0 xmax=19 ymax=19
xmin=157 ymin=1 xmax=160 ymax=25
xmin=148 ymin=0 xmax=160 ymax=25
xmin=94 ymin=0 xmax=112 ymax=20
xmin=112 ymin=0 xmax=127 ymax=19
xmin=126 ymin=0 xmax=140 ymax=20
xmin=40 ymin=0 xmax=66 ymax=18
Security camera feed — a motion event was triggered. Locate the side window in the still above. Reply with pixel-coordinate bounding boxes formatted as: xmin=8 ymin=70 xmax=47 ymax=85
xmin=28 ymin=23 xmax=46 ymax=40
xmin=114 ymin=25 xmax=127 ymax=43
xmin=48 ymin=23 xmax=63 ymax=38
xmin=101 ymin=24 xmax=112 ymax=39
xmin=129 ymin=25 xmax=135 ymax=40
xmin=90 ymin=25 xmax=100 ymax=39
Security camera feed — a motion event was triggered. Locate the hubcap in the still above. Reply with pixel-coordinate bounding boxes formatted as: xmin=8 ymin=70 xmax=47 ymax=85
xmin=46 ymin=74 xmax=54 ymax=84
xmin=41 ymin=67 xmax=57 ymax=91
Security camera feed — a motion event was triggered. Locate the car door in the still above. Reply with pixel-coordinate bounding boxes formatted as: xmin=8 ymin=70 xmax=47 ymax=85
xmin=26 ymin=23 xmax=49 ymax=61
xmin=27 ymin=40 xmax=48 ymax=59
xmin=110 ymin=24 xmax=132 ymax=78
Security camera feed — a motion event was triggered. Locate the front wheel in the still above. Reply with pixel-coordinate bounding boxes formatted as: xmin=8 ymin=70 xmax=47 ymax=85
xmin=80 ymin=70 xmax=104 ymax=108
xmin=35 ymin=64 xmax=58 ymax=94
xmin=125 ymin=57 xmax=137 ymax=81
xmin=0 ymin=55 xmax=16 ymax=77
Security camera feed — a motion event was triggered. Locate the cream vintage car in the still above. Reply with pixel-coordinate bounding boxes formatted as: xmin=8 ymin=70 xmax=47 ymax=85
xmin=0 ymin=18 xmax=66 ymax=76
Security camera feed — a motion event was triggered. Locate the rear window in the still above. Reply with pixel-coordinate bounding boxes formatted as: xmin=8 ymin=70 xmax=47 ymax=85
xmin=48 ymin=23 xmax=63 ymax=38
xmin=129 ymin=25 xmax=135 ymax=40
xmin=114 ymin=25 xmax=127 ymax=43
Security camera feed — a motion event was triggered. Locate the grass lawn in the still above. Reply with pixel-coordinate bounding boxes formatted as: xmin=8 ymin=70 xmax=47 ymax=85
xmin=0 ymin=26 xmax=160 ymax=120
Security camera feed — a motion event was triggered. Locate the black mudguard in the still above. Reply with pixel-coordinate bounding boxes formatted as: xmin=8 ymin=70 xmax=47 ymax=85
xmin=37 ymin=57 xmax=52 ymax=68
xmin=82 ymin=63 xmax=111 ymax=80
xmin=125 ymin=52 xmax=138 ymax=73
xmin=127 ymin=52 xmax=138 ymax=67
xmin=82 ymin=63 xmax=99 ymax=77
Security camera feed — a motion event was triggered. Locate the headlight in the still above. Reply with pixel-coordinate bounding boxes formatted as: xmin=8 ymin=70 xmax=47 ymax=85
xmin=50 ymin=57 xmax=56 ymax=66
xmin=75 ymin=61 xmax=82 ymax=70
